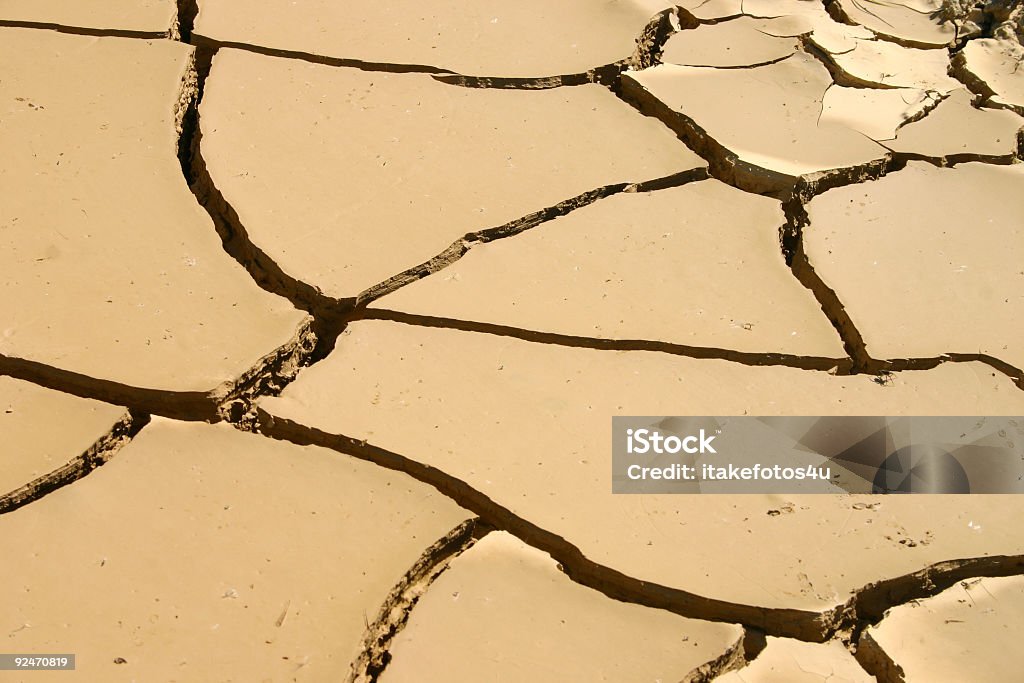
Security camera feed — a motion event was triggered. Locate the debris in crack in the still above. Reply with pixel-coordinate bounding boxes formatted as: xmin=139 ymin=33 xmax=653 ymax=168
xmin=196 ymin=46 xmax=703 ymax=299
xmin=211 ymin=317 xmax=319 ymax=424
xmin=0 ymin=411 xmax=148 ymax=515
xmin=0 ymin=420 xmax=473 ymax=681
xmin=172 ymin=0 xmax=198 ymax=42
xmin=351 ymin=530 xmax=747 ymax=683
xmin=0 ymin=29 xmax=309 ymax=395
xmin=630 ymin=6 xmax=690 ymax=69
xmin=0 ymin=377 xmax=147 ymax=514
xmin=942 ymin=0 xmax=1024 ymax=44
xmin=856 ymin=574 xmax=1024 ymax=682
xmin=348 ymin=519 xmax=482 ymax=683
xmin=364 ymin=179 xmax=847 ymax=360
xmin=255 ymin=319 xmax=1024 ymax=641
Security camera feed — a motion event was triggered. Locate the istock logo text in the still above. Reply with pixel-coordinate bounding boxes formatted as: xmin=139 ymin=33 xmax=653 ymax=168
xmin=626 ymin=428 xmax=717 ymax=455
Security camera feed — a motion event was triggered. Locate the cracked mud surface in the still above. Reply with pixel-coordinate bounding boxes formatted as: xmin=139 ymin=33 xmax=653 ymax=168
xmin=1 ymin=0 xmax=1023 ymax=680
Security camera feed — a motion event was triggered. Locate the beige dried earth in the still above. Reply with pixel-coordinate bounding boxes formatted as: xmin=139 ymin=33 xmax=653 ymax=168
xmin=380 ymin=532 xmax=744 ymax=683
xmin=0 ymin=0 xmax=175 ymax=34
xmin=0 ymin=420 xmax=471 ymax=682
xmin=0 ymin=29 xmax=309 ymax=397
xmin=805 ymin=162 xmax=1024 ymax=369
xmin=623 ymin=53 xmax=891 ymax=193
xmin=859 ymin=575 xmax=1024 ymax=682
xmin=714 ymin=636 xmax=874 ymax=683
xmin=371 ymin=180 xmax=845 ymax=357
xmin=191 ymin=0 xmax=675 ymax=77
xmin=197 ymin=47 xmax=702 ymax=298
xmin=2 ymin=0 xmax=1024 ymax=681
xmin=0 ymin=377 xmax=132 ymax=512
xmin=260 ymin=320 xmax=1024 ymax=628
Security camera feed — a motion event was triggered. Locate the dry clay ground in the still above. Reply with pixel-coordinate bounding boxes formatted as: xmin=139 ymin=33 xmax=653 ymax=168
xmin=1 ymin=0 xmax=1024 ymax=681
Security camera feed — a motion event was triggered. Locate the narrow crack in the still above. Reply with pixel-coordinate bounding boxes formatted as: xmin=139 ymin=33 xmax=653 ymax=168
xmin=884 ymin=145 xmax=1022 ymax=166
xmin=890 ymin=89 xmax=948 ymax=133
xmin=348 ymin=519 xmax=483 ymax=683
xmin=0 ymin=354 xmax=216 ymax=421
xmin=782 ymin=198 xmax=874 ymax=372
xmin=0 ymin=409 xmax=150 ymax=515
xmin=882 ymin=352 xmax=1024 ymax=390
xmin=354 ymin=168 xmax=709 ymax=307
xmin=0 ymin=19 xmax=169 ymax=40
xmin=360 ymin=309 xmax=852 ymax=373
xmin=669 ymin=54 xmax=798 ymax=70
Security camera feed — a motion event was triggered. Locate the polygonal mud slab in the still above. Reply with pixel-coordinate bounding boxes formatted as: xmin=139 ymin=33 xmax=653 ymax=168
xmin=957 ymin=38 xmax=1024 ymax=114
xmin=0 ymin=30 xmax=308 ymax=393
xmin=0 ymin=0 xmax=175 ymax=34
xmin=371 ymin=180 xmax=845 ymax=358
xmin=860 ymin=575 xmax=1024 ymax=682
xmin=742 ymin=0 xmax=875 ymax=53
xmin=260 ymin=320 xmax=1024 ymax=638
xmin=0 ymin=377 xmax=130 ymax=511
xmin=805 ymin=162 xmax=1024 ymax=370
xmin=623 ymin=54 xmax=889 ymax=193
xmin=198 ymin=48 xmax=703 ymax=298
xmin=830 ymin=0 xmax=956 ymax=48
xmin=192 ymin=0 xmax=673 ymax=78
xmin=380 ymin=532 xmax=744 ymax=683
xmin=0 ymin=420 xmax=471 ymax=682
xmin=714 ymin=636 xmax=872 ymax=683
xmin=821 ymin=86 xmax=933 ymax=140
xmin=815 ymin=36 xmax=960 ymax=91
xmin=661 ymin=17 xmax=798 ymax=67
xmin=888 ymin=88 xmax=1024 ymax=160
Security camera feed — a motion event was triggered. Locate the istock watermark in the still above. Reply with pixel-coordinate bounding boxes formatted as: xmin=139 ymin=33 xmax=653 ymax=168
xmin=611 ymin=416 xmax=1024 ymax=494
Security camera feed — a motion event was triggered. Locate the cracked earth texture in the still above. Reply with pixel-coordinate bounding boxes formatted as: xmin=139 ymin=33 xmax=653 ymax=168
xmin=1 ymin=1 xmax=1023 ymax=681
